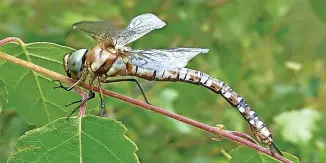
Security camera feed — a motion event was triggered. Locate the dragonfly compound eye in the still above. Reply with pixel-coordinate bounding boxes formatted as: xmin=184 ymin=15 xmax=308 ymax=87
xmin=63 ymin=54 xmax=71 ymax=78
xmin=67 ymin=49 xmax=88 ymax=73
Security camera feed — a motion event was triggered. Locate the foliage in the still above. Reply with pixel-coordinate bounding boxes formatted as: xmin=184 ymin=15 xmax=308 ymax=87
xmin=229 ymin=147 xmax=299 ymax=163
xmin=1 ymin=0 xmax=326 ymax=162
xmin=0 ymin=79 xmax=8 ymax=112
xmin=8 ymin=116 xmax=138 ymax=163
xmin=0 ymin=42 xmax=97 ymax=126
xmin=275 ymin=109 xmax=322 ymax=144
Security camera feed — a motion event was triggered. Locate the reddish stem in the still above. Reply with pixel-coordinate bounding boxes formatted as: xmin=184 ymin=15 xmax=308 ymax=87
xmin=73 ymin=87 xmax=88 ymax=118
xmin=230 ymin=131 xmax=258 ymax=144
xmin=0 ymin=37 xmax=25 ymax=46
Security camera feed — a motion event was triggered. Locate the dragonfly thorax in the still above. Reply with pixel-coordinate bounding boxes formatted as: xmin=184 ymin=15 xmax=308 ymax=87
xmin=64 ymin=49 xmax=88 ymax=79
xmin=88 ymin=45 xmax=127 ymax=77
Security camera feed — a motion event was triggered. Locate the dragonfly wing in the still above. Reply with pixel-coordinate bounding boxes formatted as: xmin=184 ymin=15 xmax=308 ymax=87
xmin=128 ymin=48 xmax=209 ymax=70
xmin=115 ymin=13 xmax=166 ymax=47
xmin=72 ymin=20 xmax=127 ymax=43
xmin=72 ymin=13 xmax=165 ymax=46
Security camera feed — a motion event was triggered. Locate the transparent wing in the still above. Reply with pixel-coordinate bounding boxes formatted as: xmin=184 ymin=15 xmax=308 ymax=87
xmin=115 ymin=13 xmax=166 ymax=47
xmin=72 ymin=20 xmax=136 ymax=43
xmin=128 ymin=48 xmax=209 ymax=70
xmin=72 ymin=13 xmax=165 ymax=47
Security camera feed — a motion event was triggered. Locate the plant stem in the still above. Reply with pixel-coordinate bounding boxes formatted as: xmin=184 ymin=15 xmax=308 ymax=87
xmin=0 ymin=38 xmax=292 ymax=163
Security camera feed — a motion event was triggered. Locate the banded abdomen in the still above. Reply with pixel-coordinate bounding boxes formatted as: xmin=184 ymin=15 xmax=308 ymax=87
xmin=125 ymin=64 xmax=274 ymax=146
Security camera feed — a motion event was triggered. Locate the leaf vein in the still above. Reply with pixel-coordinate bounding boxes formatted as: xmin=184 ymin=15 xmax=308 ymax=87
xmin=29 ymin=54 xmax=62 ymax=64
xmin=82 ymin=131 xmax=124 ymax=163
xmin=32 ymin=134 xmax=77 ymax=163
xmin=22 ymin=49 xmax=51 ymax=122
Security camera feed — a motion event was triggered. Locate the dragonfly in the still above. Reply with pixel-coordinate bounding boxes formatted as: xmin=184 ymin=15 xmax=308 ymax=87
xmin=53 ymin=13 xmax=282 ymax=156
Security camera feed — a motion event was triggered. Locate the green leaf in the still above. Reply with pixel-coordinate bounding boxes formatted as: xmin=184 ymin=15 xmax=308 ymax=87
xmin=0 ymin=114 xmax=29 ymax=163
xmin=0 ymin=42 xmax=98 ymax=126
xmin=274 ymin=109 xmax=322 ymax=144
xmin=310 ymin=0 xmax=326 ymax=23
xmin=0 ymin=79 xmax=8 ymax=112
xmin=229 ymin=147 xmax=299 ymax=163
xmin=8 ymin=115 xmax=138 ymax=163
xmin=282 ymin=152 xmax=300 ymax=163
xmin=229 ymin=146 xmax=279 ymax=163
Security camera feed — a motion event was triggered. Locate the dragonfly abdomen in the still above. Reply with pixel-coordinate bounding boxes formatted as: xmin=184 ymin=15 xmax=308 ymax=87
xmin=126 ymin=65 xmax=274 ymax=146
xmin=179 ymin=68 xmax=274 ymax=145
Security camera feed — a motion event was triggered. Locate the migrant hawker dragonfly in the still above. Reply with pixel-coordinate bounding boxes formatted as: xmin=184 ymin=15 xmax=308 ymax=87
xmin=53 ymin=13 xmax=282 ymax=156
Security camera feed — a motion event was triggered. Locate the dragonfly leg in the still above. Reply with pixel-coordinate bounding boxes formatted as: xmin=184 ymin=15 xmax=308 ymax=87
xmin=52 ymin=78 xmax=83 ymax=91
xmin=66 ymin=91 xmax=95 ymax=119
xmin=52 ymin=80 xmax=71 ymax=90
xmin=102 ymin=78 xmax=150 ymax=104
xmin=99 ymin=97 xmax=105 ymax=117
xmin=53 ymin=79 xmax=89 ymax=107
xmin=98 ymin=82 xmax=105 ymax=117
xmin=270 ymin=142 xmax=283 ymax=156
xmin=65 ymin=99 xmax=83 ymax=107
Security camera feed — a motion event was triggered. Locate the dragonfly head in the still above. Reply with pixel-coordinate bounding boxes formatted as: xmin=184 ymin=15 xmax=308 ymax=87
xmin=63 ymin=49 xmax=88 ymax=80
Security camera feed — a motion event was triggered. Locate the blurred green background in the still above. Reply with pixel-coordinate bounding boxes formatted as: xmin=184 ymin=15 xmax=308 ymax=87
xmin=0 ymin=0 xmax=326 ymax=162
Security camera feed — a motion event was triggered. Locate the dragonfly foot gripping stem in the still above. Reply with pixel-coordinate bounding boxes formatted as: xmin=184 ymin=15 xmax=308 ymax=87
xmin=66 ymin=91 xmax=95 ymax=119
xmin=270 ymin=142 xmax=283 ymax=156
xmin=52 ymin=80 xmax=73 ymax=91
